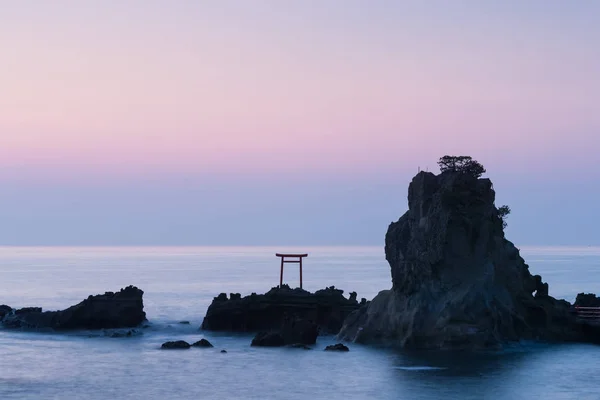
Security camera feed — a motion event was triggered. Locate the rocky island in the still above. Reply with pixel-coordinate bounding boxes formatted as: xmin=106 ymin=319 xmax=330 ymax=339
xmin=201 ymin=285 xmax=364 ymax=346
xmin=338 ymin=156 xmax=599 ymax=349
xmin=0 ymin=285 xmax=146 ymax=330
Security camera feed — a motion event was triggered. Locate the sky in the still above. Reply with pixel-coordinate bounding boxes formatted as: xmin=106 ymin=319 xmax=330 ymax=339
xmin=1 ymin=1 xmax=599 ymax=246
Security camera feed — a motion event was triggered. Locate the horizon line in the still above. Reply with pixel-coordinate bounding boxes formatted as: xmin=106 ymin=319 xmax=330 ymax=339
xmin=0 ymin=244 xmax=597 ymax=249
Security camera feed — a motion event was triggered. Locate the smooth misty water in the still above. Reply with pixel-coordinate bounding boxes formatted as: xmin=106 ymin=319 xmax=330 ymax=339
xmin=1 ymin=246 xmax=600 ymax=400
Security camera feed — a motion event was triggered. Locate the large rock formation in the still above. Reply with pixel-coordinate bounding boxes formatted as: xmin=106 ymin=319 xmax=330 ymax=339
xmin=202 ymin=285 xmax=364 ymax=334
xmin=1 ymin=286 xmax=146 ymax=330
xmin=338 ymin=170 xmax=583 ymax=349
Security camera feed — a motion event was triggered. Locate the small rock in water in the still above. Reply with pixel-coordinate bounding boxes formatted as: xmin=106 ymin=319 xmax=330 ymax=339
xmin=324 ymin=343 xmax=349 ymax=352
xmin=161 ymin=340 xmax=191 ymax=349
xmin=220 ymin=349 xmax=227 ymax=353
xmin=179 ymin=321 xmax=191 ymax=325
xmin=192 ymin=338 xmax=214 ymax=348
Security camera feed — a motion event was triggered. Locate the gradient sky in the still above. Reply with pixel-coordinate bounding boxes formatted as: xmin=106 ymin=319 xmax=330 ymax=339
xmin=1 ymin=1 xmax=599 ymax=246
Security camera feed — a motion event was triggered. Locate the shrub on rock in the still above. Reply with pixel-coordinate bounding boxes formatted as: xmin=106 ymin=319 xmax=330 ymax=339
xmin=437 ymin=155 xmax=486 ymax=178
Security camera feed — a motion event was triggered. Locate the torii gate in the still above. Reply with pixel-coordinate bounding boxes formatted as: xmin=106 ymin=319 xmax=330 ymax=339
xmin=276 ymin=253 xmax=308 ymax=289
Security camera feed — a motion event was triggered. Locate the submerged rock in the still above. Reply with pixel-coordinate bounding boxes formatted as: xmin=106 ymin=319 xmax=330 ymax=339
xmin=1 ymin=286 xmax=146 ymax=330
xmin=191 ymin=338 xmax=214 ymax=348
xmin=161 ymin=340 xmax=191 ymax=349
xmin=325 ymin=343 xmax=349 ymax=352
xmin=338 ymin=169 xmax=584 ymax=349
xmin=201 ymin=284 xmax=360 ymax=334
xmin=107 ymin=329 xmax=141 ymax=338
xmin=289 ymin=343 xmax=312 ymax=350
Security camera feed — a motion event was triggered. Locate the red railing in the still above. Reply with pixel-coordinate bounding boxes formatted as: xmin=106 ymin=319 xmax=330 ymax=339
xmin=573 ymin=306 xmax=600 ymax=320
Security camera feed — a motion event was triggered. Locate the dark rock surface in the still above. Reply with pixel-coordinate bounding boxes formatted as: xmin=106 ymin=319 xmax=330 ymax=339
xmin=161 ymin=340 xmax=191 ymax=349
xmin=0 ymin=305 xmax=11 ymax=320
xmin=1 ymin=286 xmax=146 ymax=330
xmin=251 ymin=332 xmax=286 ymax=347
xmin=251 ymin=316 xmax=319 ymax=347
xmin=338 ymin=170 xmax=586 ymax=349
xmin=280 ymin=315 xmax=318 ymax=345
xmin=202 ymin=285 xmax=362 ymax=335
xmin=325 ymin=343 xmax=349 ymax=352
xmin=192 ymin=338 xmax=214 ymax=348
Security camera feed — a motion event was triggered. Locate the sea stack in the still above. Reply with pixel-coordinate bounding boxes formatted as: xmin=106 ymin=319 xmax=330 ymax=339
xmin=338 ymin=158 xmax=581 ymax=349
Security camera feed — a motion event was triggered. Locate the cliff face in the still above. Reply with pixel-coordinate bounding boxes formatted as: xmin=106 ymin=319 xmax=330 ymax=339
xmin=338 ymin=171 xmax=578 ymax=349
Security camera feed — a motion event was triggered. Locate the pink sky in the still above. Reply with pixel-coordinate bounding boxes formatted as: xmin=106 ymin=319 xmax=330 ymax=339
xmin=1 ymin=2 xmax=599 ymax=246
xmin=1 ymin=1 xmax=599 ymax=182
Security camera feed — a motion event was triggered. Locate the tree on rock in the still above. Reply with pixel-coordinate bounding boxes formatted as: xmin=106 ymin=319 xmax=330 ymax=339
xmin=498 ymin=205 xmax=511 ymax=229
xmin=437 ymin=156 xmax=486 ymax=178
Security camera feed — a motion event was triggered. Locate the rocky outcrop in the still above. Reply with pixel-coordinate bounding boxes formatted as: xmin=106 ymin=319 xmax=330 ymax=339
xmin=192 ymin=339 xmax=214 ymax=348
xmin=574 ymin=293 xmax=600 ymax=308
xmin=202 ymin=285 xmax=364 ymax=335
xmin=338 ymin=170 xmax=584 ymax=349
xmin=161 ymin=340 xmax=191 ymax=349
xmin=0 ymin=305 xmax=12 ymax=320
xmin=324 ymin=343 xmax=349 ymax=352
xmin=1 ymin=286 xmax=146 ymax=330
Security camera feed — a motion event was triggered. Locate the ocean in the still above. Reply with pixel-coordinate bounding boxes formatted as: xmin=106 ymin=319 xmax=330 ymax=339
xmin=1 ymin=246 xmax=599 ymax=399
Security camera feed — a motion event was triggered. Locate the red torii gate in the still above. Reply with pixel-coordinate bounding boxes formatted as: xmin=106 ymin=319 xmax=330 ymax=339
xmin=276 ymin=253 xmax=308 ymax=289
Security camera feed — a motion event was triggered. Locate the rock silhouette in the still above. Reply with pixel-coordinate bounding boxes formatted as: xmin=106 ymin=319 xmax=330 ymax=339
xmin=161 ymin=340 xmax=191 ymax=349
xmin=324 ymin=343 xmax=349 ymax=352
xmin=338 ymin=170 xmax=585 ymax=349
xmin=202 ymin=285 xmax=363 ymax=335
xmin=192 ymin=338 xmax=214 ymax=348
xmin=1 ymin=286 xmax=146 ymax=330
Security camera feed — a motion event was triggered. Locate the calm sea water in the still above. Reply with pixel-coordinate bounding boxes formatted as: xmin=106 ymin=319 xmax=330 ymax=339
xmin=1 ymin=246 xmax=600 ymax=400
